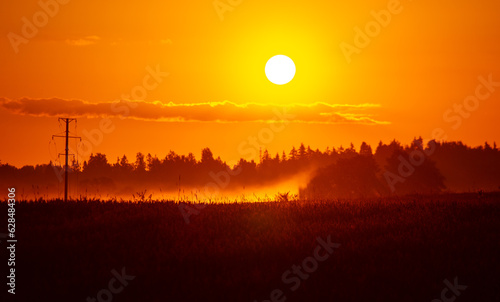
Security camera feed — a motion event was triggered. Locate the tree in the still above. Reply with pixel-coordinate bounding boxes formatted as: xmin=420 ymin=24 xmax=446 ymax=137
xmin=360 ymin=142 xmax=373 ymax=156
xmin=384 ymin=149 xmax=445 ymax=194
xmin=201 ymin=148 xmax=214 ymax=164
xmin=298 ymin=143 xmax=306 ymax=159
xmin=411 ymin=137 xmax=424 ymax=150
xmin=84 ymin=153 xmax=111 ymax=175
xmin=120 ymin=155 xmax=132 ymax=169
xmin=135 ymin=152 xmax=146 ymax=172
xmin=146 ymin=154 xmax=161 ymax=172
xmin=281 ymin=151 xmax=287 ymax=162
xmin=274 ymin=153 xmax=280 ymax=162
xmin=289 ymin=146 xmax=298 ymax=160
xmin=301 ymin=154 xmax=383 ymax=199
xmin=261 ymin=149 xmax=270 ymax=162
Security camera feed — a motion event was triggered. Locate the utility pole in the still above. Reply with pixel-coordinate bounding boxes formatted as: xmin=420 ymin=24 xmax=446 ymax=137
xmin=53 ymin=118 xmax=81 ymax=202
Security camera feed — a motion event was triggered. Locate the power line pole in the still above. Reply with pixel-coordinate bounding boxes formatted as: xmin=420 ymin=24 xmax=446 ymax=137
xmin=52 ymin=118 xmax=81 ymax=202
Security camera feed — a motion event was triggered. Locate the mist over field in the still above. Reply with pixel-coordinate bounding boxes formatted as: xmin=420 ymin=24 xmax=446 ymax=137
xmin=2 ymin=139 xmax=499 ymax=202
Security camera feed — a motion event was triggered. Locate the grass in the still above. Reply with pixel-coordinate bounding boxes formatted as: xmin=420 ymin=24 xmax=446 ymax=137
xmin=3 ymin=192 xmax=500 ymax=301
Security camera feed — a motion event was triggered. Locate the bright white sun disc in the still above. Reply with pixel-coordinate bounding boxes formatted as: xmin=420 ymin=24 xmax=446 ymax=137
xmin=265 ymin=55 xmax=296 ymax=85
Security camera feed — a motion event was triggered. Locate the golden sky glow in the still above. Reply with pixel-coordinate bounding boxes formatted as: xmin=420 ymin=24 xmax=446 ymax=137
xmin=1 ymin=0 xmax=500 ymax=167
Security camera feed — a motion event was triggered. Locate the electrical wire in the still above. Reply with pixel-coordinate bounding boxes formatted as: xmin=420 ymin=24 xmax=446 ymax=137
xmin=75 ymin=120 xmax=79 ymax=200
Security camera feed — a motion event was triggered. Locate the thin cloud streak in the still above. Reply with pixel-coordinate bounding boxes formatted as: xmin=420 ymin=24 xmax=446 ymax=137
xmin=0 ymin=97 xmax=390 ymax=125
xmin=65 ymin=36 xmax=101 ymax=46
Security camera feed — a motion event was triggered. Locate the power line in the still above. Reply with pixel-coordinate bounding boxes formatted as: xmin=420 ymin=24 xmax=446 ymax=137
xmin=52 ymin=118 xmax=81 ymax=202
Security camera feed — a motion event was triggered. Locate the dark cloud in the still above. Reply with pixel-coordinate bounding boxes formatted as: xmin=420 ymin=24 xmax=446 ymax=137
xmin=0 ymin=97 xmax=389 ymax=125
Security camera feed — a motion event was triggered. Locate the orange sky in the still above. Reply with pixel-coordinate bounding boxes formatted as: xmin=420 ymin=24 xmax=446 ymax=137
xmin=1 ymin=0 xmax=500 ymax=167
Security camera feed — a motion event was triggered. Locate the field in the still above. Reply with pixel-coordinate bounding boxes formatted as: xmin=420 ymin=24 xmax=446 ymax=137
xmin=3 ymin=192 xmax=500 ymax=302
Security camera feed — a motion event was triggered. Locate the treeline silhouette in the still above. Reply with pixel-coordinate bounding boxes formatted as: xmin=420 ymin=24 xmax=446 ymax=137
xmin=1 ymin=138 xmax=499 ymax=200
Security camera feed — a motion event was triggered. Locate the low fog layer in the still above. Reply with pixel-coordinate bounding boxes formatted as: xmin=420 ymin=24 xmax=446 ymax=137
xmin=2 ymin=139 xmax=500 ymax=201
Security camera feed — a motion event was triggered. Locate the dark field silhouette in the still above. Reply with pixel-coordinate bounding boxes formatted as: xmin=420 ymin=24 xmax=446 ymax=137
xmin=2 ymin=192 xmax=499 ymax=301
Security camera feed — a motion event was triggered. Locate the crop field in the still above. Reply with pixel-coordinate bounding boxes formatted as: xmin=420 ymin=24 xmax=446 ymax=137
xmin=2 ymin=192 xmax=500 ymax=302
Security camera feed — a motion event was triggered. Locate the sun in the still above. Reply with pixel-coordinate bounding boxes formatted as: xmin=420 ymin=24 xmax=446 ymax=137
xmin=265 ymin=55 xmax=296 ymax=85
